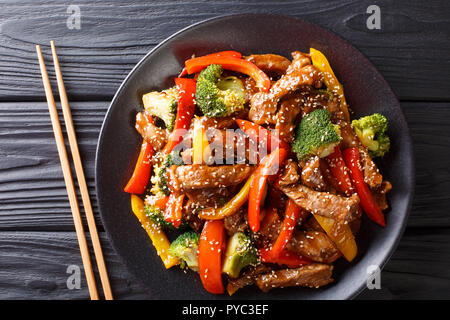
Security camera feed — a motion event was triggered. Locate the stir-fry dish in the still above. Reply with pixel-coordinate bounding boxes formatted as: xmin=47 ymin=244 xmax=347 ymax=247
xmin=125 ymin=48 xmax=392 ymax=295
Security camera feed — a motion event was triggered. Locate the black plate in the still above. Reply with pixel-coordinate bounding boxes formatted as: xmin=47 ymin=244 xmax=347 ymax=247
xmin=95 ymin=14 xmax=414 ymax=300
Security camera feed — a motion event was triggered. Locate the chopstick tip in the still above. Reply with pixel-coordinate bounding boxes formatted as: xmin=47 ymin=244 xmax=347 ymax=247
xmin=35 ymin=45 xmax=42 ymax=57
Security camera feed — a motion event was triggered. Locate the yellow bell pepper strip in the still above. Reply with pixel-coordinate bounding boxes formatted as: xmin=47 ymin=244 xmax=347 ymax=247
xmin=310 ymin=48 xmax=350 ymax=122
xmin=192 ymin=117 xmax=211 ymax=164
xmin=197 ymin=174 xmax=254 ymax=220
xmin=313 ymin=214 xmax=357 ymax=262
xmin=130 ymin=194 xmax=179 ymax=269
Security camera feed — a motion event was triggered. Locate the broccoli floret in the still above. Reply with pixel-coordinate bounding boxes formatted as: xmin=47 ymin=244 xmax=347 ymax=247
xmin=351 ymin=113 xmax=390 ymax=158
xmin=292 ymin=109 xmax=342 ymax=161
xmin=144 ymin=204 xmax=173 ymax=229
xmin=150 ymin=150 xmax=184 ymax=196
xmin=195 ymin=64 xmax=245 ymax=118
xmin=169 ymin=231 xmax=200 ymax=271
xmin=150 ymin=162 xmax=170 ymax=196
xmin=142 ymin=87 xmax=178 ymax=131
xmin=222 ymin=232 xmax=258 ymax=278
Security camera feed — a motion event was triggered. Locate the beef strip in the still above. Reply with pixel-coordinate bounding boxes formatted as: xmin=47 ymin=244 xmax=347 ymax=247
xmin=301 ymin=156 xmax=327 ymax=191
xmin=278 ymin=159 xmax=300 ymax=186
xmin=372 ymin=180 xmax=392 ymax=211
xmin=183 ymin=188 xmax=235 ymax=232
xmin=359 ymin=146 xmax=383 ymax=188
xmin=297 ymin=90 xmax=335 ymax=117
xmin=135 ymin=112 xmax=168 ymax=151
xmin=319 ymin=159 xmax=341 ymax=194
xmin=338 ymin=120 xmax=360 ymax=149
xmin=167 ymin=164 xmax=253 ymax=192
xmin=185 ymin=187 xmax=233 ymax=209
xmin=322 ymin=94 xmax=342 ymax=120
xmin=255 ymin=263 xmax=333 ymax=292
xmin=274 ymin=96 xmax=302 ymax=143
xmin=280 ymin=184 xmax=360 ymax=222
xmin=181 ymin=148 xmax=193 ymax=164
xmin=258 ymin=208 xmax=282 ymax=246
xmin=226 ymin=265 xmax=272 ymax=295
xmin=245 ymin=54 xmax=291 ymax=75
xmin=207 ymin=128 xmax=255 ymax=164
xmin=303 ymin=215 xmax=324 ymax=232
xmin=223 ymin=208 xmax=249 ymax=236
xmin=182 ymin=199 xmax=204 ymax=232
xmin=200 ymin=115 xmax=239 ymax=130
xmin=244 ymin=77 xmax=259 ymax=104
xmin=286 ymin=230 xmax=341 ymax=263
xmin=249 ymin=51 xmax=323 ymax=125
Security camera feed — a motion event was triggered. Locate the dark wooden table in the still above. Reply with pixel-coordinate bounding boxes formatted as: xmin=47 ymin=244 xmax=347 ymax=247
xmin=0 ymin=0 xmax=449 ymax=300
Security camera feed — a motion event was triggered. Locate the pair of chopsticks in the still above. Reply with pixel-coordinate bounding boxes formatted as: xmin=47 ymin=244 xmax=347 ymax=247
xmin=36 ymin=41 xmax=113 ymax=300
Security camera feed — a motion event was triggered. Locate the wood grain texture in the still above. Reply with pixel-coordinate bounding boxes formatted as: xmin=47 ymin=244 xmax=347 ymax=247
xmin=1 ymin=228 xmax=448 ymax=300
xmin=359 ymin=227 xmax=450 ymax=299
xmin=1 ymin=101 xmax=448 ymax=230
xmin=0 ymin=231 xmax=147 ymax=300
xmin=0 ymin=0 xmax=449 ymax=101
xmin=0 ymin=0 xmax=449 ymax=300
xmin=0 ymin=102 xmax=104 ymax=230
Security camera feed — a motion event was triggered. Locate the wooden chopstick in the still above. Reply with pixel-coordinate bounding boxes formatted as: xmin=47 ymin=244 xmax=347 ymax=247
xmin=49 ymin=41 xmax=113 ymax=300
xmin=36 ymin=44 xmax=99 ymax=300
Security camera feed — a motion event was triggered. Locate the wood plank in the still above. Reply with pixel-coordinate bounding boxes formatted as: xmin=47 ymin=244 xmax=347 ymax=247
xmin=403 ymin=102 xmax=450 ymax=227
xmin=0 ymin=231 xmax=147 ymax=299
xmin=358 ymin=227 xmax=450 ymax=299
xmin=1 ymin=101 xmax=447 ymax=230
xmin=0 ymin=102 xmax=105 ymax=230
xmin=0 ymin=228 xmax=448 ymax=299
xmin=0 ymin=0 xmax=449 ymax=101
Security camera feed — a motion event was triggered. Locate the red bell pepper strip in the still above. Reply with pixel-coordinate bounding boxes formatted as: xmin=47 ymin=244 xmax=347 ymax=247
xmin=185 ymin=56 xmax=271 ymax=92
xmin=326 ymin=146 xmax=355 ymax=196
xmin=270 ymin=199 xmax=302 ymax=258
xmin=124 ymin=141 xmax=154 ymax=194
xmin=259 ymin=247 xmax=311 ymax=268
xmin=236 ymin=119 xmax=291 ymax=154
xmin=145 ymin=194 xmax=170 ymax=209
xmin=164 ymin=193 xmax=185 ymax=228
xmin=179 ymin=51 xmax=242 ymax=77
xmin=248 ymin=147 xmax=288 ymax=232
xmin=342 ymin=147 xmax=386 ymax=227
xmin=163 ymin=78 xmax=197 ymax=154
xmin=198 ymin=220 xmax=226 ymax=294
